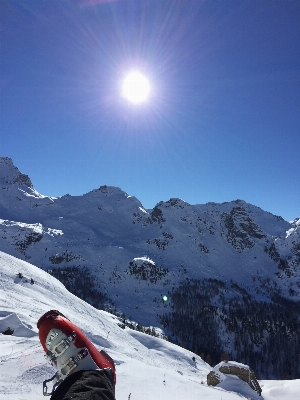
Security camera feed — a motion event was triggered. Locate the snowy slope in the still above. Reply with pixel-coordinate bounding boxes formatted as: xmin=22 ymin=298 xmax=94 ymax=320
xmin=0 ymin=250 xmax=284 ymax=400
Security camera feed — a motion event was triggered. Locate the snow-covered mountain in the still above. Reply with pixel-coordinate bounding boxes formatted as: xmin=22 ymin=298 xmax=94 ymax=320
xmin=0 ymin=157 xmax=299 ymax=379
xmin=0 ymin=251 xmax=299 ymax=399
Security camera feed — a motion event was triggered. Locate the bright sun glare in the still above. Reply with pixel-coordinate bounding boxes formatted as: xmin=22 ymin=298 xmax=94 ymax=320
xmin=122 ymin=71 xmax=150 ymax=104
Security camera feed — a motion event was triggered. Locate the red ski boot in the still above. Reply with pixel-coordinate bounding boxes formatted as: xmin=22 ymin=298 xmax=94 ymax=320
xmin=37 ymin=310 xmax=116 ymax=396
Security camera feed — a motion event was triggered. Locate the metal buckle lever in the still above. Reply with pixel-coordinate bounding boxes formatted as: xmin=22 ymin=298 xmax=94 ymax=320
xmin=52 ymin=332 xmax=77 ymax=358
xmin=43 ymin=373 xmax=62 ymax=396
xmin=60 ymin=348 xmax=89 ymax=376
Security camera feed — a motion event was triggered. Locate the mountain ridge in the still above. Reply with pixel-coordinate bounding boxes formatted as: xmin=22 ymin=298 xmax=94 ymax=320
xmin=0 ymin=157 xmax=299 ymax=379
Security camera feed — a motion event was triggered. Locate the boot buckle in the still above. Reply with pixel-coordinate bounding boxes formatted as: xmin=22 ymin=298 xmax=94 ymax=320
xmin=43 ymin=372 xmax=62 ymax=396
xmin=51 ymin=331 xmax=77 ymax=358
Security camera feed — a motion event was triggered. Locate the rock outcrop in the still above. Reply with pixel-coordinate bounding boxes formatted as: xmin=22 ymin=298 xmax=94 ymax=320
xmin=207 ymin=361 xmax=262 ymax=395
xmin=0 ymin=157 xmax=33 ymax=188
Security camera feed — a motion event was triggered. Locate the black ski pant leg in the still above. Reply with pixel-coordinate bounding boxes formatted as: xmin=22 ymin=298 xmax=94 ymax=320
xmin=50 ymin=369 xmax=116 ymax=400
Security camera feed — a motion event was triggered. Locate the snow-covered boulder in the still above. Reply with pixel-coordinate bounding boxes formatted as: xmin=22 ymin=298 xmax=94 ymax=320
xmin=207 ymin=360 xmax=262 ymax=397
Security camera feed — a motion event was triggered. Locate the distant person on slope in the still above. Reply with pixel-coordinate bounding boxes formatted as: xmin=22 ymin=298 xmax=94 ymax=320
xmin=37 ymin=310 xmax=116 ymax=400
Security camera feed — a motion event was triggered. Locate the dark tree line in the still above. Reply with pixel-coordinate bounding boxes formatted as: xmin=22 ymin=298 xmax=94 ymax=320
xmin=48 ymin=266 xmax=112 ymax=310
xmin=160 ymin=278 xmax=300 ymax=379
xmin=109 ymin=310 xmax=168 ymax=340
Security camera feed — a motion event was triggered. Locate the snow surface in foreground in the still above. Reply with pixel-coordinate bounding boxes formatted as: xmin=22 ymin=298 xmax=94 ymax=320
xmin=0 ymin=251 xmax=299 ymax=399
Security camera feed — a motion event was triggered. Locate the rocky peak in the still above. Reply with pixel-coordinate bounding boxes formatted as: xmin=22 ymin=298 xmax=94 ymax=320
xmin=157 ymin=198 xmax=190 ymax=209
xmin=221 ymin=206 xmax=266 ymax=252
xmin=0 ymin=157 xmax=33 ymax=188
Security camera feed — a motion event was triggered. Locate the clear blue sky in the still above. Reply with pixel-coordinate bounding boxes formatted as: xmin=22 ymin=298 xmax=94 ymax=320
xmin=1 ymin=0 xmax=299 ymax=221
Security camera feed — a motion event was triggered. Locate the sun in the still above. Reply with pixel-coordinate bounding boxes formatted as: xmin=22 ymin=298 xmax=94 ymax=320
xmin=122 ymin=71 xmax=150 ymax=104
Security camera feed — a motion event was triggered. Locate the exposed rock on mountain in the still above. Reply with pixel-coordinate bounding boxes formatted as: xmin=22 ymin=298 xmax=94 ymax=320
xmin=0 ymin=157 xmax=33 ymax=188
xmin=221 ymin=206 xmax=266 ymax=251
